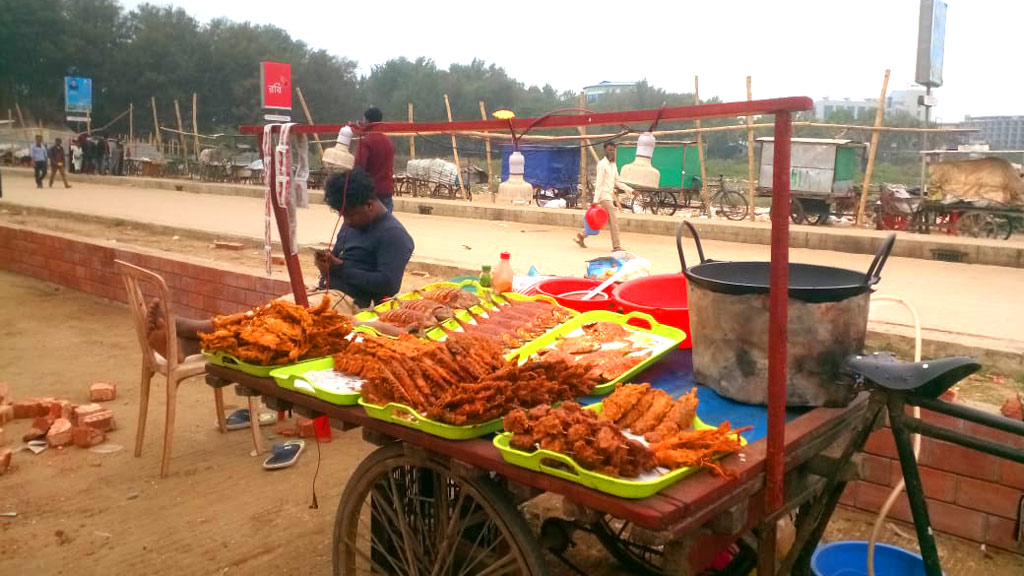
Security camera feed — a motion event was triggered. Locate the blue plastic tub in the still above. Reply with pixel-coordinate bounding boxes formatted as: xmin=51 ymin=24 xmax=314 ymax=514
xmin=811 ymin=541 xmax=934 ymax=576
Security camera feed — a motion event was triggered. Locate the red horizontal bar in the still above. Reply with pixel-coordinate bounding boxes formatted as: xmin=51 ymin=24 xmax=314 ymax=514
xmin=239 ymin=96 xmax=812 ymax=135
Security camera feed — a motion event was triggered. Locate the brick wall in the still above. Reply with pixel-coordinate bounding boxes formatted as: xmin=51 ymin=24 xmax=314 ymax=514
xmin=841 ymin=407 xmax=1024 ymax=553
xmin=0 ymin=224 xmax=290 ymax=318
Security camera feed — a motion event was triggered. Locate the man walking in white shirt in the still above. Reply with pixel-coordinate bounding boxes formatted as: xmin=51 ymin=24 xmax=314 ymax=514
xmin=575 ymin=142 xmax=633 ymax=251
xmin=30 ymin=135 xmax=48 ymax=188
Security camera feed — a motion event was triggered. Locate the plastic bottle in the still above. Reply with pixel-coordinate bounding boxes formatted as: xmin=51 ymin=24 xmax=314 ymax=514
xmin=493 ymin=252 xmax=513 ymax=294
xmin=479 ymin=265 xmax=493 ymax=288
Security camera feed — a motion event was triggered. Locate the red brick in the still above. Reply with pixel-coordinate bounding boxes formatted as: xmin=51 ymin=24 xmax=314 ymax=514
xmin=0 ymin=405 xmax=11 ymax=425
xmin=22 ymin=427 xmax=47 ymax=442
xmin=89 ymin=382 xmax=117 ymax=402
xmin=46 ymin=418 xmax=73 ymax=447
xmin=915 ymin=407 xmax=965 ymax=432
xmin=962 ymin=420 xmax=1024 ymax=450
xmin=839 ymin=484 xmax=856 ymax=506
xmin=31 ymin=416 xmax=55 ymax=433
xmin=0 ymin=448 xmax=11 ymax=475
xmin=927 ymin=500 xmax=987 ymax=543
xmin=889 ymin=465 xmax=957 ymax=503
xmin=0 ymin=381 xmax=8 ymax=404
xmin=79 ymin=410 xmax=115 ymax=433
xmin=1000 ymin=459 xmax=1024 ymax=490
xmin=243 ymin=290 xmax=268 ymax=308
xmin=12 ymin=399 xmax=47 ymax=419
xmin=858 ymin=453 xmax=892 ymax=485
xmin=226 ymin=274 xmax=256 ymax=291
xmin=863 ymin=429 xmax=899 ymax=459
xmin=72 ymin=426 xmax=105 ymax=448
xmin=920 ymin=438 xmax=1000 ymax=481
xmin=47 ymin=400 xmax=75 ymax=420
xmin=956 ymin=476 xmax=1023 ymax=520
xmin=853 ymin=481 xmax=912 ymax=523
xmin=0 ymin=427 xmax=5 ymax=447
xmin=297 ymin=418 xmax=316 ymax=438
xmin=986 ymin=514 xmax=1024 ymax=553
xmin=73 ymin=403 xmax=104 ymax=426
xmin=274 ymin=420 xmax=298 ymax=437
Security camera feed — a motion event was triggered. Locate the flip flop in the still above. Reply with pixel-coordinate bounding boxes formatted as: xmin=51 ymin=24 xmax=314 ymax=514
xmin=263 ymin=440 xmax=305 ymax=470
xmin=224 ymin=409 xmax=276 ymax=430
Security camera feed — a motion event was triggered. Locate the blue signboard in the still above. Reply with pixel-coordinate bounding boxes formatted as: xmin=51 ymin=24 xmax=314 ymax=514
xmin=64 ymin=76 xmax=93 ymax=113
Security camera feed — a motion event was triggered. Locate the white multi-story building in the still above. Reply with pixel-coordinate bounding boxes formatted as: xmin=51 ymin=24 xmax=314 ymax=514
xmin=959 ymin=116 xmax=1024 ymax=150
xmin=815 ymin=89 xmax=927 ymax=121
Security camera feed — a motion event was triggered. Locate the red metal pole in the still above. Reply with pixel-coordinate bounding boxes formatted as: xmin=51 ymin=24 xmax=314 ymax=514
xmin=262 ymin=125 xmax=309 ymax=308
xmin=766 ymin=112 xmax=792 ymax=513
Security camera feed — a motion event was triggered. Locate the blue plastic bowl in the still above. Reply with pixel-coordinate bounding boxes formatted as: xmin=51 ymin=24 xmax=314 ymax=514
xmin=811 ymin=541 xmax=934 ymax=576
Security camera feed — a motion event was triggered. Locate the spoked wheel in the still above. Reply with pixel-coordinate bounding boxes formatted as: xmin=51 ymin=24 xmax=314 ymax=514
xmin=954 ymin=211 xmax=988 ymax=237
xmin=790 ymin=198 xmax=806 ymax=224
xmin=801 ymin=199 xmax=829 ymax=226
xmin=651 ymin=191 xmax=678 ymax=216
xmin=591 ymin=516 xmax=666 ymax=575
xmin=334 ymin=443 xmax=548 ymax=576
xmin=716 ymin=190 xmax=749 ymax=221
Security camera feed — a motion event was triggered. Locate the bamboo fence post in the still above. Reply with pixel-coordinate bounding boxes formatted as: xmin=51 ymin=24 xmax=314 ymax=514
xmin=129 ymin=103 xmax=134 ymax=144
xmin=408 ymin=103 xmax=416 ymax=160
xmin=173 ymin=99 xmax=187 ymax=159
xmin=856 ymin=69 xmax=890 ymax=226
xmin=579 ymin=92 xmax=589 ymax=205
xmin=14 ymin=103 xmax=24 ymax=127
xmin=150 ymin=97 xmax=163 ymax=153
xmin=86 ymin=113 xmax=91 ymax=135
xmin=746 ymin=76 xmax=757 ymax=221
xmin=296 ymin=87 xmax=324 ymax=154
xmin=479 ymin=101 xmax=494 ymax=197
xmin=443 ymin=94 xmax=467 ymax=199
xmin=191 ymin=93 xmax=201 ymax=161
xmin=695 ymin=76 xmax=710 ymax=213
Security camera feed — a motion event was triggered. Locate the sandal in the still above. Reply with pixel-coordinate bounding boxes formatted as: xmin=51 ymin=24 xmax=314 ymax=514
xmin=574 ymin=233 xmax=587 ymax=248
xmin=263 ymin=440 xmax=305 ymax=470
xmin=224 ymin=409 xmax=275 ymax=431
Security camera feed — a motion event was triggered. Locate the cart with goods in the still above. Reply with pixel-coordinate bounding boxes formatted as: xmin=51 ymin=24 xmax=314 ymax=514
xmin=757 ymin=137 xmax=866 ymax=225
xmin=497 ymin=144 xmax=582 ymax=208
xmin=209 ymin=101 xmax=1024 ymax=576
xmin=396 ymin=158 xmax=468 ymax=199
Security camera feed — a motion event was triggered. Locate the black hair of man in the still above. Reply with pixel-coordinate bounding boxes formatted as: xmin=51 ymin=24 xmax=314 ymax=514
xmin=325 ymin=167 xmax=377 ymax=213
xmin=604 ymin=142 xmax=617 ymax=150
xmin=364 ymin=107 xmax=383 ymax=123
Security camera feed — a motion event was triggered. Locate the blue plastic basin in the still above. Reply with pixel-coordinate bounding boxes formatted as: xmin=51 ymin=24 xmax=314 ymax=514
xmin=811 ymin=541 xmax=934 ymax=576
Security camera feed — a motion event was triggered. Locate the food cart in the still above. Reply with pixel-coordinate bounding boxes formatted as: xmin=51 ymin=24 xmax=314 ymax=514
xmin=757 ymin=137 xmax=866 ymax=225
xmin=225 ymin=99 xmax=896 ymax=576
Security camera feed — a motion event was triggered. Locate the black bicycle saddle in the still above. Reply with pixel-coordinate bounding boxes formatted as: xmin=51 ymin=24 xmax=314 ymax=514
xmin=844 ymin=352 xmax=981 ymax=399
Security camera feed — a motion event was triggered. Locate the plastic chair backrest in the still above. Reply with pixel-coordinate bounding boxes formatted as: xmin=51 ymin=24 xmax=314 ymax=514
xmin=114 ymin=260 xmax=179 ymax=375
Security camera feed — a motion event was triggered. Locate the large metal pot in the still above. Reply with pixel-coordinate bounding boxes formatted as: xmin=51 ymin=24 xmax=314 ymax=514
xmin=677 ymin=221 xmax=895 ymax=406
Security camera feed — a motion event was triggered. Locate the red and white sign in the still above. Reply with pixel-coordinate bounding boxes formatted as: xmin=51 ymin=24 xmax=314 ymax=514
xmin=260 ymin=61 xmax=292 ymax=110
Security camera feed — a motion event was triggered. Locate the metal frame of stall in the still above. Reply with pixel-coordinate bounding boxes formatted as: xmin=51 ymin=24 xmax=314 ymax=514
xmin=239 ymin=96 xmax=811 ymax=575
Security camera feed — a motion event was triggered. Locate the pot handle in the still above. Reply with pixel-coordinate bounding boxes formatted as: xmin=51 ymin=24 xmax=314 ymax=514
xmin=675 ymin=220 xmax=707 ymax=271
xmin=864 ymin=233 xmax=897 ymax=286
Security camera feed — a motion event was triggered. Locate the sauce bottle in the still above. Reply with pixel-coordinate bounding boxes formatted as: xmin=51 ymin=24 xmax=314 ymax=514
xmin=493 ymin=252 xmax=514 ymax=294
xmin=479 ymin=265 xmax=492 ymax=288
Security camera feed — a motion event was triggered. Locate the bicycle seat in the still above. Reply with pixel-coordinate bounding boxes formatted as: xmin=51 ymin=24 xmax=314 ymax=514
xmin=844 ymin=352 xmax=981 ymax=399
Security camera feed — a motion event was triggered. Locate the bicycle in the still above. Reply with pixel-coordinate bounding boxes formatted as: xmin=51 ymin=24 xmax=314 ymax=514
xmin=681 ymin=174 xmax=749 ymax=220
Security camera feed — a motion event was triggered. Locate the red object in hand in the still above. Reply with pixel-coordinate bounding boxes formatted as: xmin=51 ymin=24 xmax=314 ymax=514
xmin=585 ymin=204 xmax=609 ymax=230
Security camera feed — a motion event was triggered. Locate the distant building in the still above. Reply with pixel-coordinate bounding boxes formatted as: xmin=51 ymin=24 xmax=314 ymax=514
xmin=815 ymin=89 xmax=927 ymax=122
xmin=583 ymin=81 xmax=636 ymax=104
xmin=959 ymin=116 xmax=1024 ymax=150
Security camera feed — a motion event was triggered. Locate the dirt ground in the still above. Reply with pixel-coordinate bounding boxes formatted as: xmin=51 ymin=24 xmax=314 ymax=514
xmin=2 ymin=271 xmax=1022 ymax=575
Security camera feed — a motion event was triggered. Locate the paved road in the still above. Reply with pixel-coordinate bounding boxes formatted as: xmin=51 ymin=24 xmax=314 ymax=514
xmin=2 ymin=173 xmax=1022 ymax=352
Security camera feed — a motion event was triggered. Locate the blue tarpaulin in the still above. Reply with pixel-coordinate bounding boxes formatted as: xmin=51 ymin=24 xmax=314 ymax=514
xmin=500 ymin=145 xmax=580 ymax=190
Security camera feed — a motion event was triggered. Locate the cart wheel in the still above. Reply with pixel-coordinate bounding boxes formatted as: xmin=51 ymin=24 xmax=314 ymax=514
xmin=591 ymin=516 xmax=667 ymax=575
xmin=790 ymin=198 xmax=806 ymax=224
xmin=954 ymin=211 xmax=988 ymax=238
xmin=333 ymin=443 xmax=549 ymax=576
xmin=652 ymin=191 xmax=678 ymax=216
xmin=981 ymin=214 xmax=1013 ymax=240
xmin=717 ymin=190 xmax=748 ymax=221
xmin=801 ymin=199 xmax=829 ymax=226
xmin=534 ymin=187 xmax=544 ymax=207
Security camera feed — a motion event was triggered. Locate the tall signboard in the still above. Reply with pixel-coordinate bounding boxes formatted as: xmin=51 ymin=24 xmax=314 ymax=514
xmin=916 ymin=0 xmax=946 ymax=88
xmin=64 ymin=76 xmax=93 ymax=122
xmin=260 ymin=61 xmax=292 ymax=121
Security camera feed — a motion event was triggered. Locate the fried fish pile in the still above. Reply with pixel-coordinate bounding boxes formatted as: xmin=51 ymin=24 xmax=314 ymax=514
xmin=537 ymin=322 xmax=652 ymax=380
xmin=600 ymin=384 xmax=699 ymax=443
xmin=332 ymin=333 xmax=600 ymax=425
xmin=199 ymin=297 xmax=353 ymax=365
xmin=503 ymin=402 xmax=655 ymax=478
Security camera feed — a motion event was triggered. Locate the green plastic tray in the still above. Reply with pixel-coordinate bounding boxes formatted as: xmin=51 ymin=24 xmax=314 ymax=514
xmin=509 ymin=310 xmax=686 ymax=395
xmin=202 ymin=350 xmax=311 ymax=377
xmin=358 ymin=398 xmax=504 ymax=440
xmin=268 ymin=357 xmax=363 ymax=406
xmin=493 ymin=411 xmax=744 ymax=499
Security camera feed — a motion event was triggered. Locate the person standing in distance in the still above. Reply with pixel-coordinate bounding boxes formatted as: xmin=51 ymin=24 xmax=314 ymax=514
xmin=356 ymin=107 xmax=396 ymax=213
xmin=30 ymin=135 xmax=48 ymax=188
xmin=49 ymin=137 xmax=71 ymax=188
xmin=575 ymin=142 xmax=632 ymax=251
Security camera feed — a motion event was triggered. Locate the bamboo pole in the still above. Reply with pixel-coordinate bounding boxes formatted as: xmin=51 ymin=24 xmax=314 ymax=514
xmin=173 ymin=99 xmax=187 ymax=159
xmin=191 ymin=93 xmax=201 ymax=161
xmin=129 ymin=102 xmax=134 ymax=144
xmin=296 ymin=87 xmax=324 ymax=154
xmin=150 ymin=97 xmax=163 ymax=153
xmin=407 ymin=103 xmax=416 ymax=159
xmin=14 ymin=103 xmax=24 ymax=127
xmin=694 ymin=76 xmax=710 ymax=212
xmin=443 ymin=94 xmax=466 ymax=199
xmin=746 ymin=76 xmax=757 ymax=221
xmin=855 ymin=69 xmax=890 ymax=226
xmin=478 ymin=101 xmax=494 ymax=196
xmin=86 ymin=113 xmax=91 ymax=135
xmin=579 ymin=92 xmax=589 ymax=205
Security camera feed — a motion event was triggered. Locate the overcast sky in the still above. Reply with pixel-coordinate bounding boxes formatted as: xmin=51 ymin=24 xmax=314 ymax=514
xmin=123 ymin=0 xmax=1014 ymax=121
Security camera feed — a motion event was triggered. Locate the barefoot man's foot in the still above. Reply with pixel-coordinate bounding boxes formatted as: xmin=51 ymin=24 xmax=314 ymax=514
xmin=146 ymin=298 xmax=171 ymax=359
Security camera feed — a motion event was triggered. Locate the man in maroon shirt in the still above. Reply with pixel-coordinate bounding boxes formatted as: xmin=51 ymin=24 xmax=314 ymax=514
xmin=356 ymin=107 xmax=395 ymax=212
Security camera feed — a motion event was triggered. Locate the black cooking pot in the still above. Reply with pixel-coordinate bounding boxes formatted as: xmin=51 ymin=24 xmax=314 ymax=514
xmin=676 ymin=221 xmax=896 ymax=304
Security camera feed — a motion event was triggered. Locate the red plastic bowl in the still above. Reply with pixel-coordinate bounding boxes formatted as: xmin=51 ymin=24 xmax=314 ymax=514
xmin=612 ymin=273 xmax=691 ymax=349
xmin=535 ymin=277 xmax=615 ymax=313
xmin=585 ymin=204 xmax=609 ymax=230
